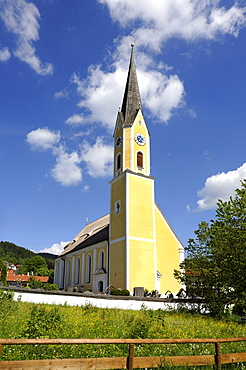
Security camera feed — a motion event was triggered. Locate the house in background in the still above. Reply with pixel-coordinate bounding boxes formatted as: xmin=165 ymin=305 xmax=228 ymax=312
xmin=0 ymin=266 xmax=49 ymax=287
xmin=54 ymin=45 xmax=184 ymax=296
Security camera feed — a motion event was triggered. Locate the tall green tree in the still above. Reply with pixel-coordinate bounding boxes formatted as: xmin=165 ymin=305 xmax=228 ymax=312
xmin=18 ymin=256 xmax=49 ymax=276
xmin=175 ymin=180 xmax=246 ymax=316
xmin=0 ymin=262 xmax=8 ymax=286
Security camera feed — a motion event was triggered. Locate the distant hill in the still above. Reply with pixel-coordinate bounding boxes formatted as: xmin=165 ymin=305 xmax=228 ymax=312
xmin=0 ymin=241 xmax=57 ymax=268
xmin=0 ymin=241 xmax=35 ymax=262
xmin=37 ymin=252 xmax=58 ymax=269
xmin=38 ymin=252 xmax=58 ymax=260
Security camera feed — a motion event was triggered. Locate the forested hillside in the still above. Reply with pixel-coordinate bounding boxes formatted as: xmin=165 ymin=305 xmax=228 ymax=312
xmin=0 ymin=241 xmax=57 ymax=267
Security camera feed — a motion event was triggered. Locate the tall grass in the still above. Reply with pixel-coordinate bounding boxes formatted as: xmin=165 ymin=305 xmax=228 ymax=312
xmin=0 ymin=297 xmax=246 ymax=368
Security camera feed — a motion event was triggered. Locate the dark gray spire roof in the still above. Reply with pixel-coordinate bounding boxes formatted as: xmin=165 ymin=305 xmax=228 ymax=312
xmin=121 ymin=45 xmax=142 ymax=126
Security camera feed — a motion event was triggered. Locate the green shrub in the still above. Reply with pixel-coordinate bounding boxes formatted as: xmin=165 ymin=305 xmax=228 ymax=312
xmin=111 ymin=289 xmax=130 ymax=296
xmin=28 ymin=276 xmax=43 ymax=289
xmin=232 ymin=295 xmax=246 ymax=316
xmin=43 ymin=283 xmax=58 ymax=291
xmin=0 ymin=289 xmax=14 ymax=301
xmin=0 ymin=263 xmax=8 ymax=285
xmin=23 ymin=305 xmax=62 ymax=338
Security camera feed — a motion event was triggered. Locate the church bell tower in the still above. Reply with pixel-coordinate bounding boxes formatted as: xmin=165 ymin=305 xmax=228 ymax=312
xmin=109 ymin=45 xmax=157 ymax=293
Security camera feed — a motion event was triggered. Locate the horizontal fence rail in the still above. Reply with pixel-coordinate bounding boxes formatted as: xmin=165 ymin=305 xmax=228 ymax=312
xmin=0 ymin=337 xmax=246 ymax=369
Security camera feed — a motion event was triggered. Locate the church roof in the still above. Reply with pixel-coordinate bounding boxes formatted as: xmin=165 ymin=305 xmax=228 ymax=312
xmin=121 ymin=44 xmax=142 ymax=126
xmin=59 ymin=214 xmax=109 ymax=257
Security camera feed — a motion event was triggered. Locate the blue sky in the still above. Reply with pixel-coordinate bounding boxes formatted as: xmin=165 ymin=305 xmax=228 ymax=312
xmin=1 ymin=0 xmax=246 ymax=255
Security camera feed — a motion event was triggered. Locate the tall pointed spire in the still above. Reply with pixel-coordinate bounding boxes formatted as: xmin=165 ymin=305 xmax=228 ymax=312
xmin=121 ymin=44 xmax=142 ymax=126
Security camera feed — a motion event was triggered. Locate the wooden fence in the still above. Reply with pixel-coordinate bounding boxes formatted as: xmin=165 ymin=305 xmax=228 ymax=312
xmin=0 ymin=337 xmax=246 ymax=369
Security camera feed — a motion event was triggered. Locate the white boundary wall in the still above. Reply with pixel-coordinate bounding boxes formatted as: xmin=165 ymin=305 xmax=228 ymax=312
xmin=13 ymin=291 xmax=183 ymax=311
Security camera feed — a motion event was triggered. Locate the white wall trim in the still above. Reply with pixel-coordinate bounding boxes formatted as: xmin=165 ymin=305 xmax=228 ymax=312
xmin=129 ymin=236 xmax=154 ymax=243
xmin=110 ymin=236 xmax=126 ymax=245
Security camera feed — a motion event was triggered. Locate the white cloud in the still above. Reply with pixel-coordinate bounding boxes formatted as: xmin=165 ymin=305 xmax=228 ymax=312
xmin=81 ymin=137 xmax=113 ymax=178
xmin=0 ymin=47 xmax=11 ymax=62
xmin=70 ymin=68 xmax=126 ymax=130
xmin=26 ymin=127 xmax=61 ymax=151
xmin=26 ymin=128 xmax=113 ymax=185
xmin=39 ymin=241 xmax=69 ymax=255
xmin=54 ymin=88 xmax=70 ymax=99
xmin=51 ymin=146 xmax=83 ymax=186
xmin=82 ymin=184 xmax=90 ymax=192
xmin=70 ymin=55 xmax=184 ymax=128
xmin=194 ymin=162 xmax=246 ymax=211
xmin=66 ymin=114 xmax=85 ymax=126
xmin=99 ymin=0 xmax=246 ymax=51
xmin=0 ymin=0 xmax=53 ymax=75
xmin=139 ymin=71 xmax=184 ymax=122
xmin=65 ymin=0 xmax=245 ymax=129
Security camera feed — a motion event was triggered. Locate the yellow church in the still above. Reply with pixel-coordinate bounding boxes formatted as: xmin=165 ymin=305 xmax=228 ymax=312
xmin=54 ymin=45 xmax=184 ymax=296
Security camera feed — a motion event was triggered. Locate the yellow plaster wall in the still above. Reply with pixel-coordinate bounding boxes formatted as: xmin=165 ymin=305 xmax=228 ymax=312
xmin=114 ymin=120 xmax=123 ymax=175
xmin=133 ymin=114 xmax=149 ymax=174
xmin=128 ymin=175 xmax=154 ymax=239
xmin=155 ymin=206 xmax=181 ymax=294
xmin=109 ymin=239 xmax=126 ymax=289
xmin=110 ymin=175 xmax=126 ymax=241
xmin=128 ymin=239 xmax=155 ymax=292
xmin=124 ymin=127 xmax=131 ymax=170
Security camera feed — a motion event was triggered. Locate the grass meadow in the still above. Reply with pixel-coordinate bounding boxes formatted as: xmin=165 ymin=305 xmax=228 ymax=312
xmin=1 ymin=296 xmax=246 ymax=368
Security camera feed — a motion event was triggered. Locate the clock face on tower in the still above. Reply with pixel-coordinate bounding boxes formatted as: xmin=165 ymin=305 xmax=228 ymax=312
xmin=115 ymin=135 xmax=122 ymax=148
xmin=135 ymin=133 xmax=146 ymax=146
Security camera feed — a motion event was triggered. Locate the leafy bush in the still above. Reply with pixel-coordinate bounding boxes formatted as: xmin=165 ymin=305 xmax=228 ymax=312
xmin=43 ymin=283 xmax=58 ymax=291
xmin=130 ymin=316 xmax=150 ymax=338
xmin=0 ymin=262 xmax=8 ymax=285
xmin=0 ymin=289 xmax=14 ymax=301
xmin=232 ymin=294 xmax=246 ymax=316
xmin=111 ymin=289 xmax=130 ymax=296
xmin=28 ymin=276 xmax=43 ymax=289
xmin=23 ymin=305 xmax=62 ymax=338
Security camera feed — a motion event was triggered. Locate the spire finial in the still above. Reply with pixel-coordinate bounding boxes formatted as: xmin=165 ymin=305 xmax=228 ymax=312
xmin=130 ymin=37 xmax=135 ymax=48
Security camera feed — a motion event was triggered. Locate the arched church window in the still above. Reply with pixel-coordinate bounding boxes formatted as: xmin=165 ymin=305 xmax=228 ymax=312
xmin=66 ymin=260 xmax=71 ymax=286
xmin=99 ymin=250 xmax=104 ymax=269
xmin=75 ymin=257 xmax=80 ymax=285
xmin=116 ymin=153 xmax=121 ymax=171
xmin=86 ymin=254 xmax=91 ymax=284
xmin=137 ymin=151 xmax=143 ymax=168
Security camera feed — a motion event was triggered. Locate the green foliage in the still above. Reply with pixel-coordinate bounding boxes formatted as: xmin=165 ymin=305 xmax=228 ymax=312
xmin=111 ymin=288 xmax=130 ymax=296
xmin=43 ymin=283 xmax=58 ymax=291
xmin=0 ymin=241 xmax=35 ymax=264
xmin=232 ymin=292 xmax=246 ymax=316
xmin=20 ymin=255 xmax=50 ymax=276
xmin=0 ymin=262 xmax=8 ymax=285
xmin=175 ymin=180 xmax=246 ymax=317
xmin=38 ymin=253 xmax=57 ymax=269
xmin=0 ymin=241 xmax=55 ymax=271
xmin=28 ymin=276 xmax=43 ymax=289
xmin=22 ymin=305 xmax=62 ymax=338
xmin=1 ymin=301 xmax=246 ymax=364
xmin=130 ymin=316 xmax=150 ymax=338
xmin=0 ymin=289 xmax=14 ymax=302
xmin=48 ymin=269 xmax=54 ymax=283
xmin=0 ymin=290 xmax=16 ymax=338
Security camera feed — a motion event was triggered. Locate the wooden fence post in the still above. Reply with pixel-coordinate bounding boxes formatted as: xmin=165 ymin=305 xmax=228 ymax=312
xmin=0 ymin=344 xmax=2 ymax=357
xmin=215 ymin=342 xmax=221 ymax=370
xmin=127 ymin=343 xmax=134 ymax=370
